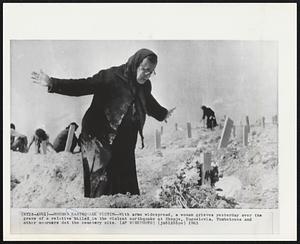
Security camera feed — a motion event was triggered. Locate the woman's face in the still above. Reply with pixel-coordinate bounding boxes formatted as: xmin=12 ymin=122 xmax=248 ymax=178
xmin=136 ymin=57 xmax=156 ymax=84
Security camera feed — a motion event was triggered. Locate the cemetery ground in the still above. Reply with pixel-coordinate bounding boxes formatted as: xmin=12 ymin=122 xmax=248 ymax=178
xmin=11 ymin=121 xmax=278 ymax=209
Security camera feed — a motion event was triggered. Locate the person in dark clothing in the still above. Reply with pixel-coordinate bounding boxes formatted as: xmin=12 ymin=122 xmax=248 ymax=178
xmin=11 ymin=123 xmax=28 ymax=153
xmin=28 ymin=128 xmax=54 ymax=153
xmin=53 ymin=122 xmax=79 ymax=153
xmin=31 ymin=48 xmax=175 ymax=198
xmin=201 ymin=105 xmax=218 ymax=130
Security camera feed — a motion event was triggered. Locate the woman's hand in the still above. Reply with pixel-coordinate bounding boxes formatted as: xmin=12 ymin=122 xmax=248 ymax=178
xmin=31 ymin=70 xmax=50 ymax=87
xmin=164 ymin=107 xmax=176 ymax=123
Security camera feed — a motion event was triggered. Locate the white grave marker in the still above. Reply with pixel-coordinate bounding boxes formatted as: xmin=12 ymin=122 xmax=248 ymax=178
xmin=245 ymin=116 xmax=250 ymax=133
xmin=243 ymin=125 xmax=249 ymax=146
xmin=187 ymin=122 xmax=192 ymax=138
xmin=201 ymin=152 xmax=212 ymax=186
xmin=218 ymin=116 xmax=234 ymax=149
xmin=65 ymin=124 xmax=76 ymax=152
xmin=155 ymin=129 xmax=161 ymax=149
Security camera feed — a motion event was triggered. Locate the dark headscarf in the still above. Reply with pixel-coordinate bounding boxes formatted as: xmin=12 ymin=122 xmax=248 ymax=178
xmin=124 ymin=48 xmax=157 ymax=85
xmin=35 ymin=128 xmax=48 ymax=141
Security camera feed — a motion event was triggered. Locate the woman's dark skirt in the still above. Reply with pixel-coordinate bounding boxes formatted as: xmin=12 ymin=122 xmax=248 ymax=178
xmin=80 ymin=115 xmax=140 ymax=198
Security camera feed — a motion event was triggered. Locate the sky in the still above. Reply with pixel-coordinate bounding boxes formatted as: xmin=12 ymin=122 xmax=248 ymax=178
xmin=11 ymin=40 xmax=278 ymax=140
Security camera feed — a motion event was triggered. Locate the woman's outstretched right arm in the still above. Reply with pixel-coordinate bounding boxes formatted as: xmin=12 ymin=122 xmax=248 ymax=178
xmin=31 ymin=69 xmax=107 ymax=96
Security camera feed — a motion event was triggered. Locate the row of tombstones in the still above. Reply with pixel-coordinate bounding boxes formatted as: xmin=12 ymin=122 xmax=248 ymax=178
xmin=39 ymin=115 xmax=277 ymax=154
xmin=218 ymin=116 xmax=249 ymax=148
xmin=200 ymin=114 xmax=277 ymax=186
xmin=155 ymin=114 xmax=278 ymax=150
xmin=155 ymin=114 xmax=278 ymax=187
xmin=218 ymin=114 xmax=278 ymax=149
xmin=155 ymin=123 xmax=192 ymax=149
xmin=185 ymin=114 xmax=275 ymax=186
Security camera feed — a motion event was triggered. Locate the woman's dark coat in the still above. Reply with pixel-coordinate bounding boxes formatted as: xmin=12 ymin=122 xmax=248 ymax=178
xmin=48 ymin=49 xmax=168 ymax=195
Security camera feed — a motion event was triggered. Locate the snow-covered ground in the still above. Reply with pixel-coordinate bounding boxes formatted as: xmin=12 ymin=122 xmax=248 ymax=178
xmin=10 ymin=122 xmax=278 ymax=209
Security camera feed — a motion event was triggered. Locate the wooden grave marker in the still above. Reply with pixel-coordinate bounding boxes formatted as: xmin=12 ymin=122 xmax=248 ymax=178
xmin=65 ymin=124 xmax=76 ymax=152
xmin=243 ymin=125 xmax=249 ymax=146
xmin=245 ymin=116 xmax=250 ymax=133
xmin=200 ymin=152 xmax=212 ymax=186
xmin=161 ymin=126 xmax=164 ymax=134
xmin=155 ymin=129 xmax=161 ymax=149
xmin=232 ymin=125 xmax=236 ymax=137
xmin=218 ymin=116 xmax=234 ymax=149
xmin=187 ymin=122 xmax=192 ymax=138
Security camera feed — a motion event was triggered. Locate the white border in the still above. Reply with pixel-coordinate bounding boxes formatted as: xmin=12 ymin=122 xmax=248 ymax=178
xmin=3 ymin=3 xmax=297 ymax=241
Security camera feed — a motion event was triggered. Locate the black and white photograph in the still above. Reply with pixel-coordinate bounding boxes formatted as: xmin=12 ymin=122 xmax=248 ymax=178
xmin=10 ymin=40 xmax=278 ymax=209
xmin=3 ymin=3 xmax=296 ymax=241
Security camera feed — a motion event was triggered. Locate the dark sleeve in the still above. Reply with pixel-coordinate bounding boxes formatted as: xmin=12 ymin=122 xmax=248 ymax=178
xmin=48 ymin=70 xmax=107 ymax=96
xmin=145 ymin=82 xmax=168 ymax=121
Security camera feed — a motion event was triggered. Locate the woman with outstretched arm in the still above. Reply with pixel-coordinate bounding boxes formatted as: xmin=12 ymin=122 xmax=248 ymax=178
xmin=31 ymin=48 xmax=175 ymax=198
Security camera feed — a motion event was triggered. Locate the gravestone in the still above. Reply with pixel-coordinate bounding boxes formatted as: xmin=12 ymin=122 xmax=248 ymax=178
xmin=200 ymin=152 xmax=212 ymax=186
xmin=161 ymin=126 xmax=164 ymax=134
xmin=175 ymin=123 xmax=178 ymax=131
xmin=232 ymin=125 xmax=236 ymax=137
xmin=65 ymin=124 xmax=76 ymax=152
xmin=243 ymin=125 xmax=248 ymax=146
xmin=155 ymin=129 xmax=161 ymax=149
xmin=187 ymin=122 xmax=192 ymax=138
xmin=218 ymin=116 xmax=234 ymax=149
xmin=245 ymin=116 xmax=250 ymax=133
